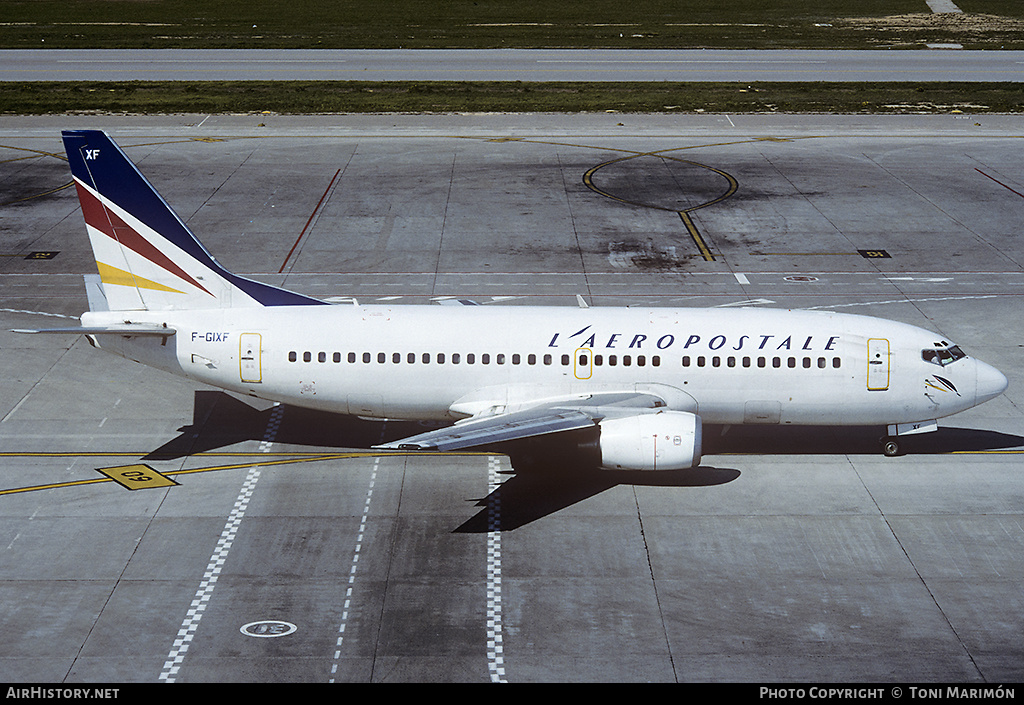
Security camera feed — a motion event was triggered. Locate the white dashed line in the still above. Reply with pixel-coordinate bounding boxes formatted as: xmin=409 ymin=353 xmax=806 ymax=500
xmin=805 ymin=295 xmax=999 ymax=311
xmin=486 ymin=455 xmax=507 ymax=683
xmin=329 ymin=455 xmax=380 ymax=682
xmin=158 ymin=402 xmax=284 ymax=683
xmin=0 ymin=308 xmax=76 ymax=319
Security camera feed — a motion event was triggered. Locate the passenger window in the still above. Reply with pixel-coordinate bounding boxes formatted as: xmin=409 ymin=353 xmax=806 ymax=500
xmin=334 ymin=352 xmax=341 ymax=363
xmin=378 ymin=352 xmax=386 ymax=364
xmin=652 ymin=356 xmax=660 ymax=367
xmin=543 ymin=354 xmax=552 ymax=365
xmin=528 ymin=354 xmax=536 ymax=365
xmin=467 ymin=353 xmax=475 ymax=364
xmin=288 ymin=351 xmax=297 ymax=362
xmin=833 ymin=357 xmax=841 ymax=368
xmin=594 ymin=354 xmax=603 ymax=366
xmin=497 ymin=354 xmax=505 ymax=365
xmin=561 ymin=355 xmax=570 ymax=366
xmin=303 ymin=351 xmax=312 ymax=363
xmin=609 ymin=355 xmax=617 ymax=366
xmin=437 ymin=353 xmax=446 ymax=364
xmin=682 ymin=356 xmax=690 ymax=367
xmin=393 ymin=352 xmax=401 ymax=364
xmin=512 ymin=354 xmax=520 ymax=365
xmin=452 ymin=353 xmax=460 ymax=364
xmin=408 ymin=353 xmax=416 ymax=364
xmin=422 ymin=353 xmax=430 ymax=364
xmin=482 ymin=353 xmax=490 ymax=365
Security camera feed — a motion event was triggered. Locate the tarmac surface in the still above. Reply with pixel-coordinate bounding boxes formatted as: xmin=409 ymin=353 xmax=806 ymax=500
xmin=0 ymin=113 xmax=1022 ymax=683
xmin=3 ymin=48 xmax=1024 ymax=82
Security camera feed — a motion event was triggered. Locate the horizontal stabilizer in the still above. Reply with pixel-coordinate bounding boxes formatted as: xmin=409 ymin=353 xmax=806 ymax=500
xmin=12 ymin=325 xmax=176 ymax=337
xmin=435 ymin=298 xmax=481 ymax=306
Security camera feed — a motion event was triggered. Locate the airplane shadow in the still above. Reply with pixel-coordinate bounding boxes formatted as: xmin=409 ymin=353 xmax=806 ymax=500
xmin=144 ymin=390 xmax=436 ymax=459
xmin=453 ymin=422 xmax=1024 ymax=532
xmin=146 ymin=392 xmax=1024 ymax=531
xmin=699 ymin=423 xmax=1024 ymax=457
xmin=453 ymin=434 xmax=741 ymax=533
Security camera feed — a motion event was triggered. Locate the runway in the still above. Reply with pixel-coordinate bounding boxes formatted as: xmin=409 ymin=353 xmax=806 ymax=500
xmin=1 ymin=113 xmax=1022 ymax=683
xmin=3 ymin=48 xmax=1024 ymax=82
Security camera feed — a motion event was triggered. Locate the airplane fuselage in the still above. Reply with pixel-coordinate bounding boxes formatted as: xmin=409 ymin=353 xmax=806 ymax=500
xmin=39 ymin=130 xmax=1008 ymax=469
xmin=83 ymin=304 xmax=1001 ymax=431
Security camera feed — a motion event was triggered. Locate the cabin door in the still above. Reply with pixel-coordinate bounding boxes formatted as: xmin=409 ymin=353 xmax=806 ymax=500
xmin=240 ymin=333 xmax=263 ymax=383
xmin=574 ymin=348 xmax=593 ymax=380
xmin=867 ymin=338 xmax=890 ymax=391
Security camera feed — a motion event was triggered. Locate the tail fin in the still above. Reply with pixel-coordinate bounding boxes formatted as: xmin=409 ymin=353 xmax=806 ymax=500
xmin=62 ymin=130 xmax=324 ymax=312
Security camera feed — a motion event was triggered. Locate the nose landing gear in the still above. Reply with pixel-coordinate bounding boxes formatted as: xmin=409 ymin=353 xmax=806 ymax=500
xmin=880 ymin=421 xmax=937 ymax=457
xmin=880 ymin=436 xmax=902 ymax=457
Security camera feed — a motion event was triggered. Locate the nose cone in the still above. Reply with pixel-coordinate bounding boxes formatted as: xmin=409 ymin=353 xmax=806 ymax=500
xmin=975 ymin=359 xmax=1009 ymax=406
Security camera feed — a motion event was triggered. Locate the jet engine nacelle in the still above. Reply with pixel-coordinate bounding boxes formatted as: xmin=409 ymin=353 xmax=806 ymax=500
xmin=597 ymin=411 xmax=702 ymax=471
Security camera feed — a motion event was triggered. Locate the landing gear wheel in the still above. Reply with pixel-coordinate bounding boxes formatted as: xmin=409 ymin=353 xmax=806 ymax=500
xmin=881 ymin=437 xmax=901 ymax=457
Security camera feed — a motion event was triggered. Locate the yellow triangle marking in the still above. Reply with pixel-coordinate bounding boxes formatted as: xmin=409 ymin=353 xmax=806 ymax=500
xmin=96 ymin=262 xmax=185 ymax=294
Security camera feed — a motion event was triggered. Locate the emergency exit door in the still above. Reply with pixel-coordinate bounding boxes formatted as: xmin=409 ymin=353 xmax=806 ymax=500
xmin=574 ymin=348 xmax=592 ymax=380
xmin=867 ymin=338 xmax=890 ymax=391
xmin=240 ymin=333 xmax=262 ymax=383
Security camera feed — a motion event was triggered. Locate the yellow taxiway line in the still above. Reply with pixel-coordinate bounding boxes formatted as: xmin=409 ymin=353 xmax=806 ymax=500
xmin=0 ymin=450 xmax=490 ymax=496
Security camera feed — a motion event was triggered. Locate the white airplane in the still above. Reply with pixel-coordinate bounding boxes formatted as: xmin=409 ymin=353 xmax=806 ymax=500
xmin=16 ymin=130 xmax=1009 ymax=470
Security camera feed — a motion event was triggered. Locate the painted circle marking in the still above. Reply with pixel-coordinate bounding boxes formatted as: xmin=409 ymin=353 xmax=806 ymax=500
xmin=240 ymin=620 xmax=297 ymax=638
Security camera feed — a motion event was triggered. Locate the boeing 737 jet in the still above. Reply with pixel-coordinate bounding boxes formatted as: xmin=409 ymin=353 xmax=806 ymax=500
xmin=16 ymin=131 xmax=1009 ymax=470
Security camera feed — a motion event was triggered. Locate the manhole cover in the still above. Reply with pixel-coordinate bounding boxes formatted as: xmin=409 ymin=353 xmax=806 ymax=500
xmin=240 ymin=620 xmax=297 ymax=638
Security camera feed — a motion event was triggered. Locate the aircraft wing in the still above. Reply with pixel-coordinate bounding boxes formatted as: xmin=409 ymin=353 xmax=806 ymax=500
xmin=373 ymin=388 xmax=682 ymax=453
xmin=12 ymin=325 xmax=176 ymax=337
xmin=374 ymin=408 xmax=596 ymax=452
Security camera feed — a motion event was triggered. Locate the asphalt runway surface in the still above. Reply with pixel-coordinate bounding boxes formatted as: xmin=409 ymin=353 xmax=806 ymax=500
xmin=0 ymin=113 xmax=1022 ymax=683
xmin=3 ymin=48 xmax=1024 ymax=82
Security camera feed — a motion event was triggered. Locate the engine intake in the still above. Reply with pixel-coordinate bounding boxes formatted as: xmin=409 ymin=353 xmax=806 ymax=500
xmin=597 ymin=411 xmax=702 ymax=471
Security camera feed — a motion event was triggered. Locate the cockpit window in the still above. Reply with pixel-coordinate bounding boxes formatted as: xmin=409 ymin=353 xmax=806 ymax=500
xmin=922 ymin=345 xmax=967 ymax=367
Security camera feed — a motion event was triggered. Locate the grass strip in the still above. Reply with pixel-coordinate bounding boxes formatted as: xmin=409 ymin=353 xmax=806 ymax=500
xmin=3 ymin=0 xmax=1022 ymax=50
xmin=2 ymin=81 xmax=1023 ymax=115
